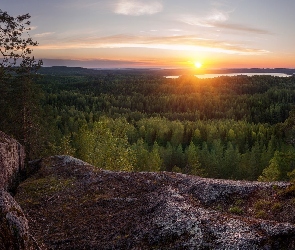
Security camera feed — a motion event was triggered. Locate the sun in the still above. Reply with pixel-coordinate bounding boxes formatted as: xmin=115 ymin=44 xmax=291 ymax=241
xmin=194 ymin=62 xmax=202 ymax=68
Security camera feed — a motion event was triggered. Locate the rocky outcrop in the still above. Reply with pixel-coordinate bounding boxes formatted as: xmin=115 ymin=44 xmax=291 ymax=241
xmin=0 ymin=190 xmax=34 ymax=250
xmin=0 ymin=131 xmax=25 ymax=191
xmin=0 ymin=131 xmax=35 ymax=249
xmin=15 ymin=155 xmax=295 ymax=249
xmin=1 ymin=129 xmax=294 ymax=249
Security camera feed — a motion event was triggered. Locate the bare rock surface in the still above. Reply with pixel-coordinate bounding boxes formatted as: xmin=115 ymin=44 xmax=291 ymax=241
xmin=0 ymin=131 xmax=35 ymax=249
xmin=0 ymin=190 xmax=35 ymax=249
xmin=0 ymin=130 xmax=25 ymax=191
xmin=15 ymin=155 xmax=295 ymax=249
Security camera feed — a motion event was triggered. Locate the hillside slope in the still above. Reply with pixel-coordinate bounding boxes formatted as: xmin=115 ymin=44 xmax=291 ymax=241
xmin=15 ymin=155 xmax=295 ymax=249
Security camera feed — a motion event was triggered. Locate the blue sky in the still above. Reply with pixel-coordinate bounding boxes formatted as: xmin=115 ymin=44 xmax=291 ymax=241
xmin=2 ymin=0 xmax=295 ymax=68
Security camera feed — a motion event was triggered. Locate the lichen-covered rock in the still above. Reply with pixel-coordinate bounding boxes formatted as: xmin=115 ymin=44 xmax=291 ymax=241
xmin=15 ymin=155 xmax=295 ymax=249
xmin=0 ymin=190 xmax=34 ymax=250
xmin=0 ymin=131 xmax=38 ymax=249
xmin=0 ymin=131 xmax=25 ymax=191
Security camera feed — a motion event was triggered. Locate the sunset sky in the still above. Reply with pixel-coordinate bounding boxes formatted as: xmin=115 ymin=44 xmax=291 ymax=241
xmin=2 ymin=0 xmax=295 ymax=69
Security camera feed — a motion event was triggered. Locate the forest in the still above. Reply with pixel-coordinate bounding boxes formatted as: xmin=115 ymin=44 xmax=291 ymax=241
xmin=1 ymin=9 xmax=294 ymax=182
xmin=3 ymin=66 xmax=294 ymax=182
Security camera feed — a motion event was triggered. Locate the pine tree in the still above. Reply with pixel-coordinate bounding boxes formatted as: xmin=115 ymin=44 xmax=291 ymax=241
xmin=149 ymin=142 xmax=162 ymax=172
xmin=185 ymin=142 xmax=206 ymax=176
xmin=0 ymin=9 xmax=43 ymax=159
xmin=258 ymin=152 xmax=281 ymax=182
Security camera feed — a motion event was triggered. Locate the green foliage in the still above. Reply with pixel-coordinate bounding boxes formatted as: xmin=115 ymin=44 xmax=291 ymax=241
xmin=39 ymin=72 xmax=295 ymax=126
xmin=150 ymin=142 xmax=162 ymax=172
xmin=132 ymin=140 xmax=161 ymax=172
xmin=0 ymin=10 xmax=42 ymax=73
xmin=254 ymin=199 xmax=271 ymax=210
xmin=255 ymin=210 xmax=268 ymax=219
xmin=258 ymin=152 xmax=281 ymax=182
xmin=0 ymin=9 xmax=43 ymax=159
xmin=282 ymin=108 xmax=295 ymax=146
xmin=185 ymin=142 xmax=206 ymax=176
xmin=278 ymin=184 xmax=295 ymax=198
xmin=252 ymin=198 xmax=285 ymax=220
xmin=287 ymin=169 xmax=295 ymax=182
xmin=228 ymin=206 xmax=243 ymax=215
xmin=59 ymin=135 xmax=76 ymax=156
xmin=8 ymin=65 xmax=294 ymax=179
xmin=228 ymin=199 xmax=244 ymax=215
xmin=271 ymin=202 xmax=282 ymax=212
xmin=18 ymin=176 xmax=74 ymax=204
xmin=172 ymin=166 xmax=182 ymax=173
xmin=132 ymin=139 xmax=150 ymax=172
xmin=76 ymin=117 xmax=135 ymax=171
xmin=259 ymin=149 xmax=295 ymax=181
xmin=253 ymin=199 xmax=271 ymax=219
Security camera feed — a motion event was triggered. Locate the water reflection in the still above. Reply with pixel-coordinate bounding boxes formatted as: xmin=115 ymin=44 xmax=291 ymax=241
xmin=165 ymin=73 xmax=291 ymax=79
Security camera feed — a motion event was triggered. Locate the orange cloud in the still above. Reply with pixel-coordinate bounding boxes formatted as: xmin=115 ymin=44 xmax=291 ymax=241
xmin=37 ymin=34 xmax=269 ymax=55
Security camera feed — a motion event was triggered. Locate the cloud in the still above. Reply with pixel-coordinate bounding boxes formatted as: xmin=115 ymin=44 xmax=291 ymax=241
xmin=29 ymin=26 xmax=38 ymax=31
xmin=181 ymin=10 xmax=228 ymax=27
xmin=207 ymin=10 xmax=228 ymax=22
xmin=114 ymin=0 xmax=163 ymax=16
xmin=34 ymin=32 xmax=55 ymax=38
xmin=38 ymin=34 xmax=269 ymax=55
xmin=181 ymin=10 xmax=270 ymax=34
xmin=214 ymin=23 xmax=271 ymax=35
xmin=42 ymin=58 xmax=150 ymax=68
xmin=168 ymin=29 xmax=182 ymax=32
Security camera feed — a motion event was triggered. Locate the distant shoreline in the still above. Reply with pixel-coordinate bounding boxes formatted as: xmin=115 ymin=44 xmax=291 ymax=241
xmin=38 ymin=66 xmax=295 ymax=77
xmin=165 ymin=73 xmax=291 ymax=79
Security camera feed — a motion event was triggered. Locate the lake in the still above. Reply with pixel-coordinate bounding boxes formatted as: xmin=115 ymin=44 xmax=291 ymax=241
xmin=165 ymin=73 xmax=291 ymax=79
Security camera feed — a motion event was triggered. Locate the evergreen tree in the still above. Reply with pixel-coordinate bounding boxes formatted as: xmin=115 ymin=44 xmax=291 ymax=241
xmin=185 ymin=142 xmax=206 ymax=176
xmin=223 ymin=142 xmax=240 ymax=179
xmin=258 ymin=152 xmax=281 ymax=182
xmin=149 ymin=142 xmax=162 ymax=172
xmin=132 ymin=139 xmax=150 ymax=172
xmin=0 ymin=9 xmax=43 ymax=159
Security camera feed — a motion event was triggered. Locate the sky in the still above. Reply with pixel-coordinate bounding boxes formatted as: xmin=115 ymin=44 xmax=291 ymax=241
xmin=1 ymin=0 xmax=295 ymax=69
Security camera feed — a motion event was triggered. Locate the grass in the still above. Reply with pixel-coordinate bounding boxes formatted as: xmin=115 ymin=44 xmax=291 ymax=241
xmin=228 ymin=206 xmax=243 ymax=215
xmin=17 ymin=175 xmax=75 ymax=206
xmin=228 ymin=198 xmax=244 ymax=215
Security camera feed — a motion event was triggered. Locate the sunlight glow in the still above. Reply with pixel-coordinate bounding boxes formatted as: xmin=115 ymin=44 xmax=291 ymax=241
xmin=194 ymin=62 xmax=202 ymax=68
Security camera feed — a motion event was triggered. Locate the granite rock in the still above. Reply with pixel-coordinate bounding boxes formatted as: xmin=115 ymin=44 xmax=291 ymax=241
xmin=15 ymin=155 xmax=295 ymax=249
